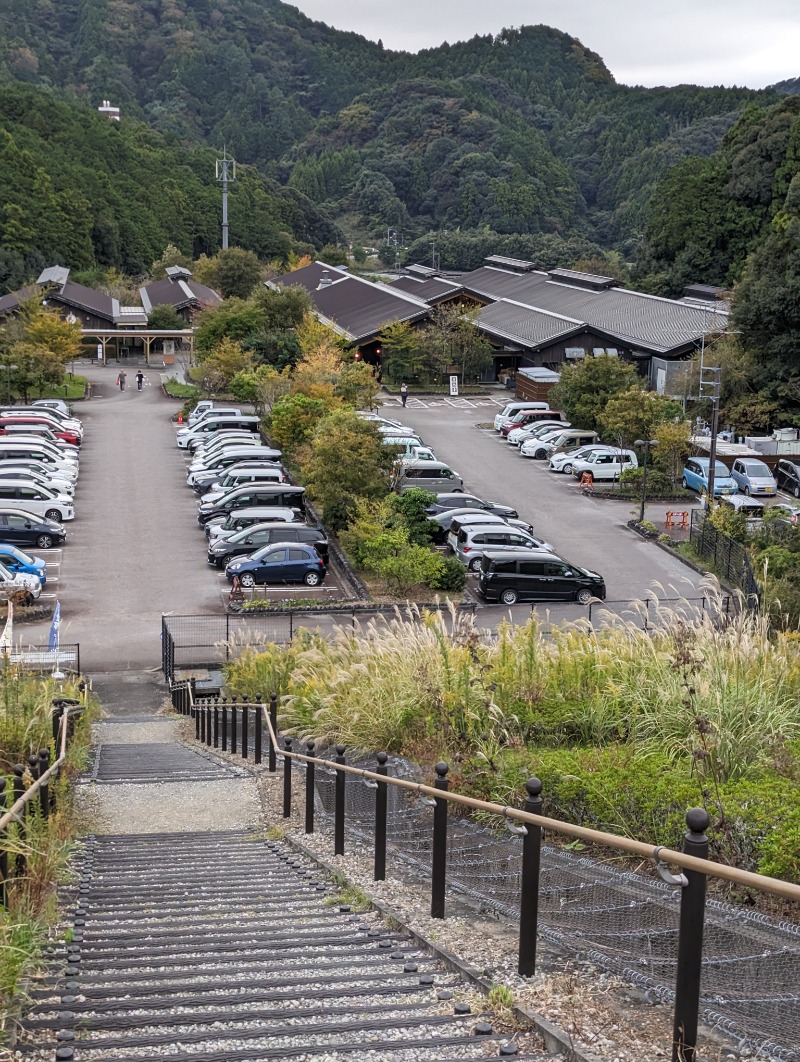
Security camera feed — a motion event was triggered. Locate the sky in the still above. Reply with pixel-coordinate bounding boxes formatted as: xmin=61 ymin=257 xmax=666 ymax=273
xmin=287 ymin=0 xmax=799 ymax=89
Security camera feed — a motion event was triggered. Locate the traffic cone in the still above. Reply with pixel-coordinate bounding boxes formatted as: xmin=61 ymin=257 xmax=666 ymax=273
xmin=177 ymin=411 xmax=183 ymax=424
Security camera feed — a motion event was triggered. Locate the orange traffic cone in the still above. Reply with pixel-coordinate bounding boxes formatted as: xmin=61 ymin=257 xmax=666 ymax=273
xmin=177 ymin=411 xmax=183 ymax=424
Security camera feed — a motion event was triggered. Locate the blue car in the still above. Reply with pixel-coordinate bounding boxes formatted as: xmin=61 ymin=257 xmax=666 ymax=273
xmin=681 ymin=457 xmax=739 ymax=496
xmin=0 ymin=543 xmax=46 ymax=584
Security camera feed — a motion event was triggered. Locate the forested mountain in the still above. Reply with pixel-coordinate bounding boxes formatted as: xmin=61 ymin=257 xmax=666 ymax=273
xmin=0 ymin=82 xmax=339 ymax=290
xmin=0 ymin=0 xmax=776 ymax=266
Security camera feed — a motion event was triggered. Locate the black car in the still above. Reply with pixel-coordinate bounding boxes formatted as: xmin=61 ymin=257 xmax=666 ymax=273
xmin=0 ymin=508 xmax=66 ymax=549
xmin=225 ymin=544 xmax=327 ymax=588
xmin=477 ymin=550 xmax=605 ymax=605
xmin=775 ymin=459 xmax=800 ymax=499
xmin=425 ymin=493 xmax=519 ymax=519
xmin=208 ymin=523 xmax=329 ymax=567
xmin=197 ymin=484 xmax=306 ymax=524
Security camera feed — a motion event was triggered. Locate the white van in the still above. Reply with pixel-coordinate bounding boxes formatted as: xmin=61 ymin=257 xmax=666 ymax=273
xmin=570 ymin=450 xmax=638 ymax=481
xmin=493 ymin=401 xmax=549 ymax=432
xmin=0 ymin=479 xmax=75 ymax=521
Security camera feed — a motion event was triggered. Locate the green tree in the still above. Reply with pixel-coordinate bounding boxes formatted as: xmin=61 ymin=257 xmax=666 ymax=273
xmin=549 ymin=355 xmax=640 ymax=433
xmin=320 ymin=244 xmax=348 ymax=266
xmin=379 ymin=320 xmax=427 ymax=383
xmin=301 ymin=409 xmax=393 ymax=530
xmin=202 ymin=247 xmax=263 ymax=299
xmin=652 ymin=419 xmax=691 ymax=486
xmin=334 ymin=360 xmax=379 ymax=410
xmin=194 ymin=299 xmax=266 ymax=357
xmin=423 ymin=304 xmax=492 ymax=383
xmin=599 ymin=387 xmax=685 ymax=446
xmin=147 ymin=304 xmax=184 ymax=329
xmin=268 ymin=393 xmax=329 ymax=457
xmin=150 ymin=243 xmax=193 ymax=277
xmin=189 ymin=337 xmax=253 ymax=394
xmin=386 ymin=489 xmax=438 ymax=546
xmin=229 ymin=365 xmax=292 ymax=415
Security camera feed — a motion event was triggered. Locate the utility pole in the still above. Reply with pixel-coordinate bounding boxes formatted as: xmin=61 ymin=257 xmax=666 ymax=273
xmin=701 ymin=364 xmax=721 ymax=503
xmin=215 ymin=149 xmax=237 ymax=250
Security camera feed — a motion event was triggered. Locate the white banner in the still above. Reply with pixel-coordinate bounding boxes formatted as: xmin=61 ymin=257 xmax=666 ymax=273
xmin=449 ymin=375 xmax=459 ymax=396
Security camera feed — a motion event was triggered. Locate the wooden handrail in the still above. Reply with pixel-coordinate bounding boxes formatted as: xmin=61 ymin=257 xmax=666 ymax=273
xmin=0 ymin=705 xmax=73 ymax=833
xmin=222 ymin=702 xmax=800 ymax=904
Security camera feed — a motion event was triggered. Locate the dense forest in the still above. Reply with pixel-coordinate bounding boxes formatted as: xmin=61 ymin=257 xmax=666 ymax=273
xmin=0 ymin=0 xmax=775 ymax=271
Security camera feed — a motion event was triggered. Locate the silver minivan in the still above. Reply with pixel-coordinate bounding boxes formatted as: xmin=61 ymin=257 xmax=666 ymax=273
xmin=493 ymin=401 xmax=549 ymax=431
xmin=454 ymin=523 xmax=554 ymax=572
xmin=394 ymin=460 xmax=463 ymax=494
xmin=521 ymin=428 xmax=600 ymax=460
xmin=446 ymin=512 xmax=535 ymax=552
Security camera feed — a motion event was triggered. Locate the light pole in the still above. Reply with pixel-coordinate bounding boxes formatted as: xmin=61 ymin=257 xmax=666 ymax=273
xmin=635 ymin=438 xmax=658 ymax=524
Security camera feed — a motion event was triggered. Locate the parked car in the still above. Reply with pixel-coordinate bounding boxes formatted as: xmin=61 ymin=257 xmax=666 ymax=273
xmin=521 ymin=428 xmax=601 ymax=460
xmin=493 ymin=401 xmax=549 ymax=432
xmin=198 ymin=484 xmax=306 ymax=525
xmin=394 ymin=446 xmax=438 ymax=464
xmin=500 ymin=410 xmax=566 ymax=438
xmin=507 ymin=420 xmax=571 ymax=447
xmin=0 ymin=416 xmax=81 ymax=446
xmin=718 ymin=494 xmax=765 ymax=529
xmin=426 ymin=494 xmax=519 ymax=520
xmin=1 ymin=407 xmax=83 ymax=437
xmin=0 ymin=560 xmax=42 ymax=603
xmin=429 ymin=507 xmax=532 ymax=544
xmin=682 ymin=457 xmax=738 ymax=496
xmin=394 ymin=460 xmax=463 ymax=494
xmin=0 ymin=509 xmax=66 ymax=549
xmin=32 ymin=399 xmax=72 ymax=418
xmin=177 ymin=415 xmax=261 ymax=450
xmin=549 ymin=445 xmax=617 ymax=475
xmin=205 ymin=507 xmax=304 ymax=542
xmin=0 ymin=544 xmax=46 ymax=583
xmin=190 ymin=457 xmax=283 ymax=493
xmin=381 ymin=436 xmax=425 ymax=457
xmin=453 ymin=523 xmax=554 ymax=572
xmin=477 ymin=551 xmax=606 ymax=605
xmin=770 ymin=503 xmax=800 ymax=523
xmin=445 ymin=512 xmax=537 ymax=551
xmin=201 ymin=465 xmax=286 ymax=502
xmin=188 ymin=446 xmax=282 ymax=482
xmin=570 ymin=450 xmax=638 ymax=482
xmin=730 ymin=458 xmax=778 ymax=497
xmin=187 ymin=406 xmax=242 ymax=428
xmin=0 ymin=439 xmax=78 ymax=472
xmin=0 ymin=466 xmax=75 ymax=496
xmin=0 ymin=480 xmax=74 ymax=521
xmin=225 ymin=543 xmax=327 ymax=588
xmin=775 ymin=459 xmax=800 ymax=498
xmin=208 ymin=522 xmax=329 ymax=567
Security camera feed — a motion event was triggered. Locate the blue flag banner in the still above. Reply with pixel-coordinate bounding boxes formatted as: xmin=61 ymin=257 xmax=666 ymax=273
xmin=48 ymin=600 xmax=61 ymax=651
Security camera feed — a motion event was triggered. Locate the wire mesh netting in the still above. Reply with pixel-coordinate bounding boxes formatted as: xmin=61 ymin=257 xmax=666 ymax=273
xmin=306 ymin=750 xmax=800 ymax=1062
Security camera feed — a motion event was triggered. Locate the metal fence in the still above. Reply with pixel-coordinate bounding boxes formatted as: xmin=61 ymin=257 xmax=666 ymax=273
xmin=690 ymin=511 xmax=760 ymax=605
xmin=5 ymin=643 xmax=80 ymax=674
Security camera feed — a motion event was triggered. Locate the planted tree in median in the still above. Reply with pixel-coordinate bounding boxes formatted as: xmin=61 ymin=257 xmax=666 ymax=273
xmin=549 ymin=355 xmax=639 ymax=433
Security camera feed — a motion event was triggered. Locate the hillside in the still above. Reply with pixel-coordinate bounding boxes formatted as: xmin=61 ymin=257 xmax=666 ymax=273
xmin=0 ymin=1 xmax=773 ymax=261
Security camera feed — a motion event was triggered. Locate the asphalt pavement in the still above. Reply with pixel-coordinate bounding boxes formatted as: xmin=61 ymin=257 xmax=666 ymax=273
xmin=385 ymin=392 xmax=709 ymax=608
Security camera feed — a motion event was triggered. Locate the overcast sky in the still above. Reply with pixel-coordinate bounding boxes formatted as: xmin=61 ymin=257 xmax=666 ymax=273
xmin=288 ymin=0 xmax=799 ymax=89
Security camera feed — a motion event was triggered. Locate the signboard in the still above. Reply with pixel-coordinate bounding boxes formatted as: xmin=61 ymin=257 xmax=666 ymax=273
xmin=449 ymin=375 xmax=459 ymax=396
xmin=96 ymin=344 xmax=103 ymax=360
xmin=163 ymin=340 xmax=175 ymax=356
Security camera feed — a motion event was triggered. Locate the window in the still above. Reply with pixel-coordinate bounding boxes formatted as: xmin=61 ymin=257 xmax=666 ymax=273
xmin=484 ymin=533 xmax=509 ymax=545
xmin=507 ymin=534 xmax=528 ymax=546
xmin=519 ymin=561 xmax=545 ymax=575
xmin=546 ymin=562 xmax=572 ymax=576
xmin=490 ymin=558 xmax=517 ymax=574
xmin=264 ymin=549 xmax=287 ymax=564
xmin=288 ymin=548 xmax=307 ymax=561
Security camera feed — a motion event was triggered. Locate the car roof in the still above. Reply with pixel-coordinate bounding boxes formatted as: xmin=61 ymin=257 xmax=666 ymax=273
xmin=482 ymin=548 xmax=560 ymax=560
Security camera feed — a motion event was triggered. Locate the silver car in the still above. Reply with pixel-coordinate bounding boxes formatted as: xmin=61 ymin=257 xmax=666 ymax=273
xmin=454 ymin=523 xmax=554 ymax=572
xmin=730 ymin=458 xmax=777 ymax=497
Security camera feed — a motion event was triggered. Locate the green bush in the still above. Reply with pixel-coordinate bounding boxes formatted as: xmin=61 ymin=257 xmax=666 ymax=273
xmin=618 ymin=467 xmax=674 ymax=494
xmin=428 ymin=555 xmax=467 ymax=592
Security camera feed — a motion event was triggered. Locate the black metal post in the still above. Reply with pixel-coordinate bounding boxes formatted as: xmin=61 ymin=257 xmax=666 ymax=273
xmin=194 ymin=702 xmax=200 ymax=740
xmin=221 ymin=699 xmax=227 ymax=751
xmin=254 ymin=697 xmax=262 ymax=765
xmin=268 ymin=692 xmax=278 ymax=773
xmin=304 ymin=740 xmax=316 ymax=834
xmin=334 ymin=745 xmax=346 ymax=856
xmin=241 ymin=705 xmax=248 ymax=760
xmin=374 ymin=751 xmax=388 ymax=881
xmin=38 ymin=749 xmax=51 ymax=819
xmin=672 ymin=808 xmax=710 ymax=1062
xmin=283 ymin=737 xmax=292 ymax=818
xmin=213 ymin=703 xmax=219 ymax=748
xmin=13 ymin=765 xmax=25 ymax=875
xmin=199 ymin=703 xmax=206 ymax=743
xmin=205 ymin=706 xmax=212 ymax=747
xmin=230 ymin=700 xmax=237 ymax=753
xmin=518 ymin=777 xmax=543 ymax=976
xmin=0 ymin=778 xmax=7 ymax=907
xmin=431 ymin=761 xmax=449 ymax=919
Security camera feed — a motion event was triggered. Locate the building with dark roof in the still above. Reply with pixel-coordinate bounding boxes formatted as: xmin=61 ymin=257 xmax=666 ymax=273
xmin=269 ymin=261 xmax=431 ymax=362
xmin=37 ymin=266 xmax=148 ymax=329
xmin=140 ymin=266 xmax=222 ymax=323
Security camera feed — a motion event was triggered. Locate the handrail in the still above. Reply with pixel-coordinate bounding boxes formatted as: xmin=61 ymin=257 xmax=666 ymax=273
xmin=0 ymin=705 xmax=72 ymax=833
xmin=239 ymin=703 xmax=800 ymax=903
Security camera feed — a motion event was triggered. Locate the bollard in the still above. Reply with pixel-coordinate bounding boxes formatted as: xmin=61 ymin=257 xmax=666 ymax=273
xmin=39 ymin=749 xmax=51 ymax=819
xmin=304 ymin=740 xmax=316 ymax=834
xmin=431 ymin=761 xmax=449 ymax=919
xmin=28 ymin=753 xmax=40 ymax=783
xmin=374 ymin=752 xmax=388 ymax=881
xmin=282 ymin=737 xmax=293 ymax=818
xmin=194 ymin=703 xmax=200 ymax=740
xmin=0 ymin=778 xmax=7 ymax=907
xmin=241 ymin=705 xmax=248 ymax=760
xmin=254 ymin=696 xmax=262 ymax=765
xmin=268 ymin=692 xmax=278 ymax=773
xmin=205 ymin=706 xmax=212 ymax=747
xmin=13 ymin=765 xmax=25 ymax=875
xmin=334 ymin=746 xmax=346 ymax=856
xmin=672 ymin=808 xmax=710 ymax=1062
xmin=199 ymin=703 xmax=206 ymax=743
xmin=221 ymin=699 xmax=227 ymax=752
xmin=518 ymin=778 xmax=543 ymax=976
xmin=52 ymin=703 xmax=63 ymax=744
xmin=213 ymin=703 xmax=219 ymax=748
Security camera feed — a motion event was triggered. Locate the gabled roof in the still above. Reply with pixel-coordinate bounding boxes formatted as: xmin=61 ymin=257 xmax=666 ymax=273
xmin=36 ymin=266 xmax=119 ymax=323
xmin=140 ymin=274 xmax=221 ymax=314
xmin=388 ymin=276 xmax=463 ymax=304
xmin=0 ymin=287 xmax=37 ymax=317
xmin=272 ymin=262 xmax=431 ymax=343
xmin=477 ymin=300 xmax=585 ymax=349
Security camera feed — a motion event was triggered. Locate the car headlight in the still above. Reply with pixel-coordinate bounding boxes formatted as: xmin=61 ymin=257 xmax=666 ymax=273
xmin=228 ymin=562 xmax=242 ymax=571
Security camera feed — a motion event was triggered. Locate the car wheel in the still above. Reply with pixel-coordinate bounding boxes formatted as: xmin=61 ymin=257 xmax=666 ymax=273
xmin=794 ymin=485 xmax=800 ymax=499
xmin=239 ymin=573 xmax=256 ymax=588
xmin=451 ymin=488 xmax=463 ymax=493
xmin=500 ymin=589 xmax=518 ymax=606
xmin=304 ymin=571 xmax=322 ymax=586
xmin=744 ymin=486 xmax=751 ymax=496
xmin=44 ymin=509 xmax=61 ymax=521
xmin=468 ymin=556 xmax=482 ymax=572
xmin=576 ymin=589 xmax=593 ymax=605
xmin=682 ymin=476 xmax=689 ymax=489
xmin=36 ymin=534 xmax=54 ymax=549
xmin=535 ymin=449 xmax=546 ymax=460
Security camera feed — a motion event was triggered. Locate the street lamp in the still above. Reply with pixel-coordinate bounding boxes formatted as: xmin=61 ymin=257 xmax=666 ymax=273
xmin=635 ymin=438 xmax=658 ymax=524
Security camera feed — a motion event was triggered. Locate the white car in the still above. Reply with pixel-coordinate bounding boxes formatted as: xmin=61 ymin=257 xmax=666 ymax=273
xmin=571 ymin=450 xmax=638 ymax=481
xmin=506 ymin=420 xmax=570 ymax=446
xmin=0 ymin=467 xmax=75 ymax=497
xmin=0 ymin=480 xmax=75 ymax=521
xmin=549 ymin=445 xmax=619 ymax=475
xmin=0 ymin=561 xmax=42 ymax=601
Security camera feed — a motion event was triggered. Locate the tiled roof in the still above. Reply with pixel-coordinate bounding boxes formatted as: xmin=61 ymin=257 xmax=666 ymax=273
xmin=477 ymin=300 xmax=584 ymax=348
xmin=463 ymin=267 xmax=728 ymax=355
xmin=37 ymin=266 xmax=70 ymax=287
xmin=0 ymin=287 xmax=36 ymax=316
xmin=388 ymin=276 xmax=463 ymax=303
xmin=140 ymin=277 xmax=221 ymax=313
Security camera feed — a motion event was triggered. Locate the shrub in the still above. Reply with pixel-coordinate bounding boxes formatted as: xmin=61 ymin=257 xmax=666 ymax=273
xmin=618 ymin=467 xmax=674 ymax=494
xmin=428 ymin=555 xmax=467 ymax=592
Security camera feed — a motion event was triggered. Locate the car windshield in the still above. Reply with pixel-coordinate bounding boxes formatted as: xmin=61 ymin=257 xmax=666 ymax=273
xmin=712 ymin=462 xmax=731 ymax=476
xmin=743 ymin=461 xmax=772 ymax=476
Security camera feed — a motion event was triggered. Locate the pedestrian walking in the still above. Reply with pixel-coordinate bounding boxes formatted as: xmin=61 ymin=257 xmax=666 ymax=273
xmin=136 ymin=371 xmax=144 ymax=391
xmin=117 ymin=370 xmax=127 ymax=392
xmin=400 ymin=381 xmax=408 ymax=407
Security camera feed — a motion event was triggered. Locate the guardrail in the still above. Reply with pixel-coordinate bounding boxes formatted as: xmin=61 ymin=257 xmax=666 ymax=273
xmin=0 ymin=698 xmax=82 ymax=906
xmin=172 ymin=683 xmax=800 ymax=1062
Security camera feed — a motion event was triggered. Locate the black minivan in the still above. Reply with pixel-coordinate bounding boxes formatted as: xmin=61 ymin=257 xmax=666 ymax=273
xmin=477 ymin=550 xmax=606 ymax=605
xmin=197 ymin=484 xmax=306 ymax=525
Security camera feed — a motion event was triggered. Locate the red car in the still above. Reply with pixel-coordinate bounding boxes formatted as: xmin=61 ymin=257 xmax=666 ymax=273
xmin=0 ymin=417 xmax=81 ymax=447
xmin=499 ymin=410 xmax=566 ymax=437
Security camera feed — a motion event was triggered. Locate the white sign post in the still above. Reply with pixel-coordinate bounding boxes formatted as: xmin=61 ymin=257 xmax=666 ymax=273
xmin=96 ymin=344 xmax=103 ymax=360
xmin=449 ymin=375 xmax=459 ymax=397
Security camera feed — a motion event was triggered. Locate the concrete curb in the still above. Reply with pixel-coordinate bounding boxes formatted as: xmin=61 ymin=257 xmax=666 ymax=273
xmin=285 ymin=832 xmax=603 ymax=1062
